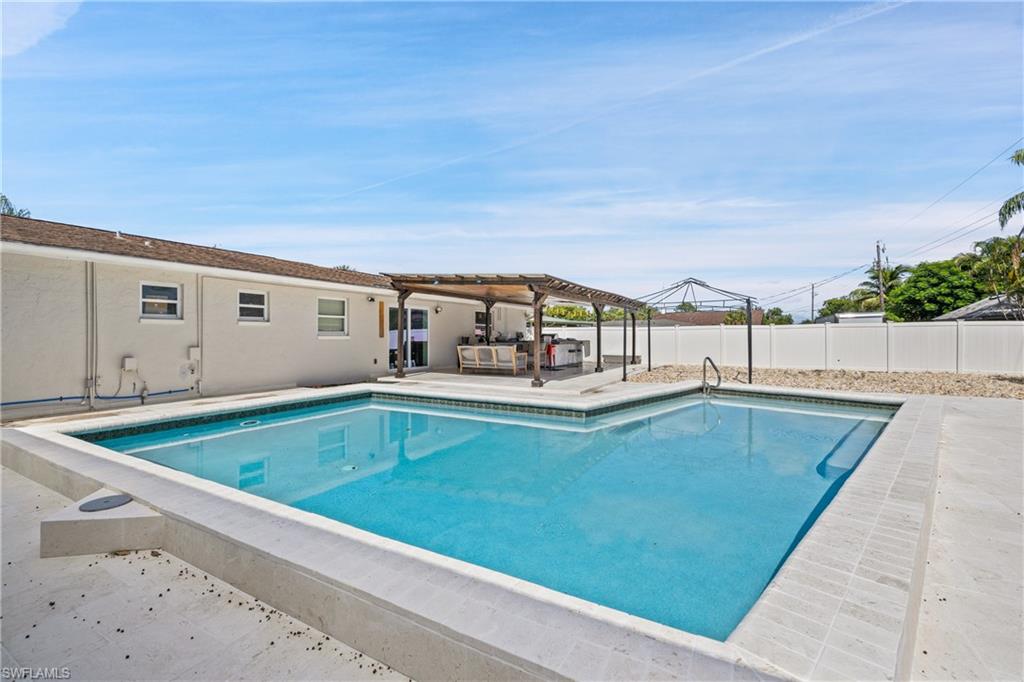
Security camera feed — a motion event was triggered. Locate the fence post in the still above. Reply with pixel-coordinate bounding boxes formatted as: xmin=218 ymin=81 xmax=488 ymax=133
xmin=955 ymin=320 xmax=965 ymax=374
xmin=886 ymin=321 xmax=893 ymax=373
xmin=719 ymin=323 xmax=726 ymax=365
xmin=769 ymin=324 xmax=776 ymax=369
xmin=824 ymin=322 xmax=832 ymax=370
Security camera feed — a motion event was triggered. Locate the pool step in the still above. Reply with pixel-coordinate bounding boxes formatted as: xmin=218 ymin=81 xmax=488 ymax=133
xmin=40 ymin=488 xmax=164 ymax=558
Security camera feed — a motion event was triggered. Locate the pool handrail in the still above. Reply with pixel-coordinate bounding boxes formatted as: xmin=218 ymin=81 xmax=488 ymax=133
xmin=702 ymin=356 xmax=721 ymax=395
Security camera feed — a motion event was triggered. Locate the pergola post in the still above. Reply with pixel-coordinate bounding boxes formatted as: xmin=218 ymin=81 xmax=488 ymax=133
xmin=746 ymin=297 xmax=753 ymax=384
xmin=531 ymin=290 xmax=548 ymax=387
xmin=630 ymin=311 xmax=637 ymax=364
xmin=593 ymin=304 xmax=604 ymax=372
xmin=622 ymin=308 xmax=628 ymax=382
xmin=483 ymin=299 xmax=495 ymax=345
xmin=647 ymin=308 xmax=652 ymax=372
xmin=395 ymin=289 xmax=411 ymax=378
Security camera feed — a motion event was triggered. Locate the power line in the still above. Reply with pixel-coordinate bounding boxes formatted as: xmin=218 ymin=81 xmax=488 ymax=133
xmin=901 ymin=217 xmax=998 ymax=260
xmin=759 ymin=138 xmax=1024 ymax=303
xmin=778 ymin=216 xmax=1003 ymax=317
xmin=886 ymin=137 xmax=1023 ymax=234
xmin=894 ymin=186 xmax=1021 ymax=259
xmin=770 ymin=215 xmax=1000 ymax=317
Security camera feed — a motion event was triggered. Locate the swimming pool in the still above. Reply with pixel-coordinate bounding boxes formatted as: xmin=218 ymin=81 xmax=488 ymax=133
xmin=85 ymin=393 xmax=893 ymax=641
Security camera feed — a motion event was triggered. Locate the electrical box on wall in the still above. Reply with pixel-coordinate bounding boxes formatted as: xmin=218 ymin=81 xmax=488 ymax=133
xmin=122 ymin=356 xmax=137 ymax=371
xmin=188 ymin=346 xmax=201 ymax=362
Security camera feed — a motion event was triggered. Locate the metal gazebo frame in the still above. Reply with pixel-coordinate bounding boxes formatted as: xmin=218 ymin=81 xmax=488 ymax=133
xmin=639 ymin=278 xmax=759 ymax=384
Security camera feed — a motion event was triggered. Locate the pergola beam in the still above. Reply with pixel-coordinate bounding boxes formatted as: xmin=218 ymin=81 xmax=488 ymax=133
xmin=384 ymin=274 xmax=644 ymax=311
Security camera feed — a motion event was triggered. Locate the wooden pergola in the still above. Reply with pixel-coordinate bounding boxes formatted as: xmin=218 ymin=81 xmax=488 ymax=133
xmin=383 ymin=274 xmax=646 ymax=387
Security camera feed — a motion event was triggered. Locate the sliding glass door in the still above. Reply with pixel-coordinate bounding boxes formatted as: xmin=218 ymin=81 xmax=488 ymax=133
xmin=388 ymin=307 xmax=429 ymax=370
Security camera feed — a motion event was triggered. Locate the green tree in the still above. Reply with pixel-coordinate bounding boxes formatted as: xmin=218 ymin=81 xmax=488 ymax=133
xmin=816 ymin=296 xmax=860 ymax=318
xmin=763 ymin=307 xmax=793 ymax=325
xmin=998 ymin=149 xmax=1024 ymax=231
xmin=964 ymin=235 xmax=1024 ymax=319
xmin=544 ymin=305 xmax=595 ymax=322
xmin=723 ymin=310 xmax=747 ymax=325
xmin=539 ymin=304 xmax=659 ymax=323
xmin=0 ymin=194 xmax=30 ymax=217
xmin=854 ymin=264 xmax=910 ymax=310
xmin=674 ymin=301 xmax=697 ymax=312
xmin=886 ymin=259 xmax=987 ymax=321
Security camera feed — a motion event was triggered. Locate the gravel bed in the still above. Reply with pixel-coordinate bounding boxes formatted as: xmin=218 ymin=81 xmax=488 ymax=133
xmin=630 ymin=364 xmax=1024 ymax=400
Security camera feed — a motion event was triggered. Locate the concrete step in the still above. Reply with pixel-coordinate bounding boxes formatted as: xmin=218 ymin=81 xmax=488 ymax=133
xmin=40 ymin=488 xmax=164 ymax=558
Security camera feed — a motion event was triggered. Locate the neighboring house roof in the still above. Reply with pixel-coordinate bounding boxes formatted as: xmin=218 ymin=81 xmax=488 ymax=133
xmin=0 ymin=215 xmax=392 ymax=289
xmin=651 ymin=309 xmax=765 ymax=326
xmin=813 ymin=312 xmax=885 ymax=324
xmin=933 ymin=295 xmax=1021 ymax=321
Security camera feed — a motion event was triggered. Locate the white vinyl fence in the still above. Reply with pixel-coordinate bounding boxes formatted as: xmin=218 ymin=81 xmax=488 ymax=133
xmin=544 ymin=320 xmax=1024 ymax=375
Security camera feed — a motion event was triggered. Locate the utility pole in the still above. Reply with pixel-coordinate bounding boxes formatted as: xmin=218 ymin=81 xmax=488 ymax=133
xmin=876 ymin=241 xmax=886 ymax=312
xmin=810 ymin=282 xmax=816 ymax=322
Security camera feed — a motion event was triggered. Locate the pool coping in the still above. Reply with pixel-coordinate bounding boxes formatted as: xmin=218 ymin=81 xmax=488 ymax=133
xmin=0 ymin=381 xmax=939 ymax=681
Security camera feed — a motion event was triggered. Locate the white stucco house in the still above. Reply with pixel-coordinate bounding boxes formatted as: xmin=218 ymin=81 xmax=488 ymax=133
xmin=0 ymin=215 xmax=526 ymax=419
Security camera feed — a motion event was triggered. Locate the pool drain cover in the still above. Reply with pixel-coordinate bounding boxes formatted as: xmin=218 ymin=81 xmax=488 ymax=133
xmin=80 ymin=494 xmax=133 ymax=512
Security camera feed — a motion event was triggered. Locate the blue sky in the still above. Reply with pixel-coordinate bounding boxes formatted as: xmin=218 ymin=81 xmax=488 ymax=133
xmin=3 ymin=2 xmax=1022 ymax=318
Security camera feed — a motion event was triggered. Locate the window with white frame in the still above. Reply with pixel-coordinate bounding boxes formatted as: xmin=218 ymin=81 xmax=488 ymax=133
xmin=140 ymin=282 xmax=182 ymax=319
xmin=238 ymin=290 xmax=268 ymax=321
xmin=317 ymin=297 xmax=347 ymax=336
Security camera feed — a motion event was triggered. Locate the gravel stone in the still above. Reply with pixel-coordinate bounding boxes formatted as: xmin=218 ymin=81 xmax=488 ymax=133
xmin=630 ymin=364 xmax=1024 ymax=399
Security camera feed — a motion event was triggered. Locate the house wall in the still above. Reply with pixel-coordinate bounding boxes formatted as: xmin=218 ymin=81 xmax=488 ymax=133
xmin=2 ymin=251 xmax=509 ymax=419
xmin=1 ymin=253 xmax=90 ymax=404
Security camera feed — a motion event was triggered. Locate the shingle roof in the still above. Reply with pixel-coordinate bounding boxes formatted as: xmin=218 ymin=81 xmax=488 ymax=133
xmin=933 ymin=295 xmax=1020 ymax=321
xmin=0 ymin=215 xmax=392 ymax=289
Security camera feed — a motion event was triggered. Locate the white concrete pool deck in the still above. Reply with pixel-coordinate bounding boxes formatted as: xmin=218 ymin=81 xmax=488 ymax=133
xmin=1 ymin=381 xmax=1020 ymax=681
xmin=1 ymin=467 xmax=405 ymax=681
xmin=910 ymin=397 xmax=1022 ymax=681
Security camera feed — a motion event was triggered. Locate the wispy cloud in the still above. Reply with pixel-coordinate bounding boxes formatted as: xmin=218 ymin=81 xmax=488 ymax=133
xmin=319 ymin=1 xmax=908 ymax=201
xmin=2 ymin=1 xmax=81 ymax=57
xmin=3 ymin=0 xmax=1019 ymax=322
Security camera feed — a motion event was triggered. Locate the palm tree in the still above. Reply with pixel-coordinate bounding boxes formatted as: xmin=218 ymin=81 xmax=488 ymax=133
xmin=998 ymin=149 xmax=1024 ymax=235
xmin=964 ymin=235 xmax=1023 ymax=320
xmin=0 ymin=194 xmax=30 ymax=218
xmin=854 ymin=264 xmax=910 ymax=310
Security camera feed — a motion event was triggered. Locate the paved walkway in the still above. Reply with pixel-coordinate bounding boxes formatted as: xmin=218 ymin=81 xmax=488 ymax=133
xmin=0 ymin=468 xmax=406 ymax=681
xmin=910 ymin=397 xmax=1023 ymax=681
xmin=380 ymin=363 xmax=644 ymax=395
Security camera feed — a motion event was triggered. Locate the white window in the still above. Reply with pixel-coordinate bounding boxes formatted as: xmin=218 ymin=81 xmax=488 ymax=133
xmin=238 ymin=290 xmax=268 ymax=322
xmin=140 ymin=282 xmax=182 ymax=319
xmin=317 ymin=297 xmax=348 ymax=336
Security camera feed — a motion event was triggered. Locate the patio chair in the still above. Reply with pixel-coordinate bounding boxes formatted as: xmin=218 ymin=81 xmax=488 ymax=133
xmin=476 ymin=346 xmax=498 ymax=370
xmin=457 ymin=346 xmax=479 ymax=374
xmin=493 ymin=345 xmax=528 ymax=375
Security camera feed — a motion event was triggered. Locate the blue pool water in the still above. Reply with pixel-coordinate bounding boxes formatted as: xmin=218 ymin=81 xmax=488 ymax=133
xmin=88 ymin=394 xmax=892 ymax=640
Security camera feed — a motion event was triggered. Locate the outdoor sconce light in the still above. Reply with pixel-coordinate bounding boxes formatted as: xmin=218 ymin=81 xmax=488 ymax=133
xmin=366 ymin=296 xmax=375 ymax=302
xmin=434 ymin=305 xmax=443 ymax=314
